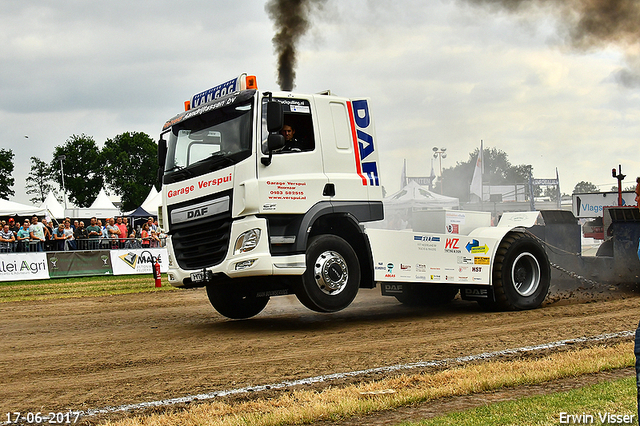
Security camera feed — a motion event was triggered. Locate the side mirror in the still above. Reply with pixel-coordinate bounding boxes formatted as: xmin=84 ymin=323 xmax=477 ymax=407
xmin=261 ymin=134 xmax=285 ymax=166
xmin=266 ymin=101 xmax=283 ymax=133
xmin=268 ymin=133 xmax=285 ymax=151
xmin=157 ymin=136 xmax=167 ymax=188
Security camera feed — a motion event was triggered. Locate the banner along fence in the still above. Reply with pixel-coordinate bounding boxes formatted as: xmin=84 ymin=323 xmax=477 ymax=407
xmin=0 ymin=248 xmax=168 ymax=281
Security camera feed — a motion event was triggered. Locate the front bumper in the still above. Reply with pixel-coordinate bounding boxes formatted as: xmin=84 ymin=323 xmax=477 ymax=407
xmin=166 ymin=215 xmax=306 ymax=287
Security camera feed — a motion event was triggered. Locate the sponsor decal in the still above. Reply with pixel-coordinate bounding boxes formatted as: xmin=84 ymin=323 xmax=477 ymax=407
xmin=167 ymin=173 xmax=232 ymax=198
xmin=473 ymin=277 xmax=483 ymax=281
xmin=414 ymin=235 xmax=440 ymax=242
xmin=191 ymin=76 xmax=241 ymax=109
xmin=347 ymin=100 xmax=379 ymax=186
xmin=446 ymin=224 xmax=459 ymax=234
xmin=415 ymin=275 xmax=427 ymax=281
xmin=263 ymin=203 xmax=277 ymax=211
xmin=459 ymin=266 xmax=469 ymax=273
xmin=445 ymin=275 xmax=455 ymax=282
xmin=400 ymin=264 xmax=411 ymax=271
xmin=430 ymin=274 xmax=441 ymax=281
xmin=445 ymin=238 xmax=461 ymax=253
xmin=458 ymin=276 xmax=470 ymax=282
xmin=472 ymin=266 xmax=482 ymax=273
xmin=415 ymin=263 xmax=426 ymax=272
xmin=385 ymin=262 xmax=395 ymax=278
xmin=266 ymin=180 xmax=307 ymax=201
xmin=457 ymin=256 xmax=474 ymax=265
xmin=475 ymin=257 xmax=491 ymax=265
xmin=414 ymin=235 xmax=439 ymax=252
xmin=466 ymin=239 xmax=489 ymax=254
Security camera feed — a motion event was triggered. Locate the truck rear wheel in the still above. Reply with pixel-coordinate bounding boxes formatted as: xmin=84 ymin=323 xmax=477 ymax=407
xmin=206 ymin=284 xmax=269 ymax=319
xmin=294 ymin=235 xmax=360 ymax=313
xmin=488 ymin=232 xmax=550 ymax=311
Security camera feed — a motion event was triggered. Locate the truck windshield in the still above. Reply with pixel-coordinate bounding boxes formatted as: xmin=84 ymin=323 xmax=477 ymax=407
xmin=164 ymin=99 xmax=253 ymax=180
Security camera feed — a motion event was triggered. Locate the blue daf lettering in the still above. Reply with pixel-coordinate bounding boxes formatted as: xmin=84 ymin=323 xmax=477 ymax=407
xmin=352 ymin=100 xmax=380 ymax=186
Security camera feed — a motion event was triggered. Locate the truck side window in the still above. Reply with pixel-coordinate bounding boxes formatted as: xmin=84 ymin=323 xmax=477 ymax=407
xmin=262 ymin=98 xmax=315 ymax=154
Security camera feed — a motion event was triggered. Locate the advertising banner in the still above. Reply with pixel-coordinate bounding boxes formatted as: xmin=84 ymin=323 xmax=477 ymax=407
xmin=0 ymin=253 xmax=49 ymax=282
xmin=47 ymin=251 xmax=113 ymax=278
xmin=110 ymin=248 xmax=168 ymax=276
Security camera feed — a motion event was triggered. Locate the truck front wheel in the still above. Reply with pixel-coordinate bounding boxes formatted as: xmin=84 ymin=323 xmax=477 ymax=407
xmin=294 ymin=235 xmax=360 ymax=313
xmin=488 ymin=232 xmax=550 ymax=310
xmin=206 ymin=284 xmax=269 ymax=319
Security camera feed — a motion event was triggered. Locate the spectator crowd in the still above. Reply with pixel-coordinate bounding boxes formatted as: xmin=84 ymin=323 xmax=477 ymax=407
xmin=0 ymin=215 xmax=163 ymax=253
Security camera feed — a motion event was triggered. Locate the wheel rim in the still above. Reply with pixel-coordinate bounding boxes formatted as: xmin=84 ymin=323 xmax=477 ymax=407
xmin=511 ymin=252 xmax=540 ymax=297
xmin=313 ymin=250 xmax=349 ymax=295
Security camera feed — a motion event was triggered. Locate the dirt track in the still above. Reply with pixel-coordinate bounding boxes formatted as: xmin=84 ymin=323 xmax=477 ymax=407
xmin=1 ymin=283 xmax=639 ymax=421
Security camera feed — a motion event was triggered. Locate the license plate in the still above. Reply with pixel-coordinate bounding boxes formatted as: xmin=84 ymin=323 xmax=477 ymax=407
xmin=190 ymin=271 xmax=206 ymax=283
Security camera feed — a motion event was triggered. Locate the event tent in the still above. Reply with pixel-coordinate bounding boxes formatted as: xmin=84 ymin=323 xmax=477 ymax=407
xmin=0 ymin=199 xmax=49 ymax=217
xmin=65 ymin=188 xmax=121 ymax=218
xmin=123 ymin=187 xmax=160 ymax=217
xmin=384 ymin=181 xmax=459 ymax=209
xmin=141 ymin=188 xmax=161 ymax=216
xmin=39 ymin=191 xmax=65 ymax=219
xmin=368 ymin=181 xmax=460 ymax=230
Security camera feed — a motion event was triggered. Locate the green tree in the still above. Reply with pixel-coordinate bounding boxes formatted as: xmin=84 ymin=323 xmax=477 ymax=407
xmin=52 ymin=134 xmax=104 ymax=208
xmin=0 ymin=149 xmax=15 ymax=200
xmin=573 ymin=181 xmax=599 ymax=194
xmin=438 ymin=147 xmax=532 ymax=201
xmin=25 ymin=156 xmax=57 ymax=205
xmin=102 ymin=132 xmax=157 ymax=212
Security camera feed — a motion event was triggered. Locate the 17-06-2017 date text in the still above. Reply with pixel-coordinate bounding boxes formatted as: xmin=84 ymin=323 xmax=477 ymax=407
xmin=5 ymin=411 xmax=81 ymax=424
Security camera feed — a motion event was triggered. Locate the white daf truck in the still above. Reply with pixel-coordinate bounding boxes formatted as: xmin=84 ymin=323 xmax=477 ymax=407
xmin=157 ymin=73 xmax=550 ymax=319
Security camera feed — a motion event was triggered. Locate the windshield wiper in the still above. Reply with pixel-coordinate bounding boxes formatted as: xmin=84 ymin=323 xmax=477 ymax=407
xmin=166 ymin=164 xmax=194 ymax=178
xmin=165 ymin=165 xmax=185 ymax=172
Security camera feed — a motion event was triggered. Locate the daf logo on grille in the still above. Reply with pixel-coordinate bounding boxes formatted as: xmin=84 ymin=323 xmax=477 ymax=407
xmin=187 ymin=207 xmax=208 ymax=219
xmin=171 ymin=196 xmax=229 ymax=224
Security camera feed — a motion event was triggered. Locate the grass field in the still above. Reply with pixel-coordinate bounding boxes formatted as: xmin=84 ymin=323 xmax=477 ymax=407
xmin=408 ymin=377 xmax=637 ymax=426
xmin=0 ymin=274 xmax=174 ymax=302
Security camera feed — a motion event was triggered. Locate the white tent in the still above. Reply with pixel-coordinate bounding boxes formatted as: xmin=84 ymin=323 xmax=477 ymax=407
xmin=90 ymin=188 xmax=118 ymax=210
xmin=65 ymin=188 xmax=121 ymax=218
xmin=368 ymin=181 xmax=459 ymax=230
xmin=384 ymin=180 xmax=459 ymax=209
xmin=0 ymin=199 xmax=49 ymax=216
xmin=39 ymin=191 xmax=65 ymax=219
xmin=123 ymin=187 xmax=161 ymax=217
xmin=141 ymin=189 xmax=161 ymax=216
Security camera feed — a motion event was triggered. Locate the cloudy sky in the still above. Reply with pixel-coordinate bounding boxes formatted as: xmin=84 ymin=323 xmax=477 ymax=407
xmin=2 ymin=0 xmax=639 ymax=205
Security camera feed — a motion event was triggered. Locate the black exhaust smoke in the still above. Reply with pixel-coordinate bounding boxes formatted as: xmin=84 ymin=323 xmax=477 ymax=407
xmin=265 ymin=0 xmax=326 ymax=91
xmin=461 ymin=0 xmax=640 ymax=86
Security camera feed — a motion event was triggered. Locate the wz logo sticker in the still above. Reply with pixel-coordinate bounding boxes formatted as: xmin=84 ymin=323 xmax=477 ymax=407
xmin=349 ymin=99 xmax=379 ymax=187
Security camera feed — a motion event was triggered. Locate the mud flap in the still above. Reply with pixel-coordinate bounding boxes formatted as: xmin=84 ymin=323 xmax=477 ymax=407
xmin=459 ymin=285 xmax=496 ymax=302
xmin=380 ymin=282 xmax=406 ymax=296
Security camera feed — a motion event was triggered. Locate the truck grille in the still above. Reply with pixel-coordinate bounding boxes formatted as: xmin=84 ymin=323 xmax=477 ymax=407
xmin=172 ymin=215 xmax=232 ymax=270
xmin=169 ymin=191 xmax=233 ymax=271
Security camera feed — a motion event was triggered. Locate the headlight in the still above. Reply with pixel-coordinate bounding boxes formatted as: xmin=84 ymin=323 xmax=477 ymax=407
xmin=234 ymin=229 xmax=261 ymax=255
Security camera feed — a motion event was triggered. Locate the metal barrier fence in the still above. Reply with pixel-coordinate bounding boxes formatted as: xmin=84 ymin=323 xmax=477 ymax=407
xmin=0 ymin=237 xmax=167 ymax=253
